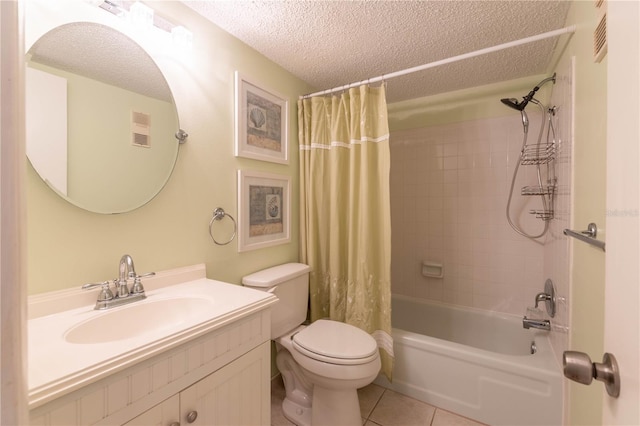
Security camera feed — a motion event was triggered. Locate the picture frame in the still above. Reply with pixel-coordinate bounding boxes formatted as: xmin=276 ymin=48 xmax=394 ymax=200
xmin=237 ymin=170 xmax=291 ymax=252
xmin=235 ymin=71 xmax=289 ymax=164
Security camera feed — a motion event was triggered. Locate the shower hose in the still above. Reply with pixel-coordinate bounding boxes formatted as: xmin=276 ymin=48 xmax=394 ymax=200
xmin=505 ymin=100 xmax=556 ymax=239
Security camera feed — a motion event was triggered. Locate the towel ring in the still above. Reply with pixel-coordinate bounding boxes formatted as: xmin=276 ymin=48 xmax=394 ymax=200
xmin=208 ymin=207 xmax=236 ymax=246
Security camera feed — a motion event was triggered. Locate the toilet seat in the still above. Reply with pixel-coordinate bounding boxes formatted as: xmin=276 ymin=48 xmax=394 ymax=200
xmin=291 ymin=320 xmax=379 ymax=365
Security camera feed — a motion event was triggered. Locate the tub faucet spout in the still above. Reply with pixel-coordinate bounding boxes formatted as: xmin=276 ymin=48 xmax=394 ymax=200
xmin=522 ymin=316 xmax=550 ymax=331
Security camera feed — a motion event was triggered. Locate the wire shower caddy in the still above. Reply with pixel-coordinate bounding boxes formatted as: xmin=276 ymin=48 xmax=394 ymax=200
xmin=520 ymin=106 xmax=558 ymax=221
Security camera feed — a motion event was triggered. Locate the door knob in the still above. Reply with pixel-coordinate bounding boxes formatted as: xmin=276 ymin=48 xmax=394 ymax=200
xmin=563 ymin=351 xmax=620 ymax=397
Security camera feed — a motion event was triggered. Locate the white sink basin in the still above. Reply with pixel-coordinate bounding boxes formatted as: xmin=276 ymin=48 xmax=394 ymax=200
xmin=28 ymin=275 xmax=277 ymax=405
xmin=64 ymin=297 xmax=216 ymax=344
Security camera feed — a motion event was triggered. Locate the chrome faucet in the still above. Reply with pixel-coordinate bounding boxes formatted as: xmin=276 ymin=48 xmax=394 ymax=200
xmin=117 ymin=254 xmax=136 ymax=298
xmin=522 ymin=317 xmax=551 ymax=331
xmin=522 ymin=279 xmax=556 ymax=331
xmin=82 ymin=254 xmax=154 ymax=310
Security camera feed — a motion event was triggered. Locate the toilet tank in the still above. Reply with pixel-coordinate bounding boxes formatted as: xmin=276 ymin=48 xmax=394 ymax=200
xmin=242 ymin=263 xmax=311 ymax=339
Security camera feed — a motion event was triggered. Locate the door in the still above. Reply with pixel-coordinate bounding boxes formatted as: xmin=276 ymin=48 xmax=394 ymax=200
xmin=603 ymin=0 xmax=639 ymax=423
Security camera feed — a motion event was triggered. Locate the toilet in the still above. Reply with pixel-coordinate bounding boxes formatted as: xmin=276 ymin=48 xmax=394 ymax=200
xmin=242 ymin=263 xmax=381 ymax=426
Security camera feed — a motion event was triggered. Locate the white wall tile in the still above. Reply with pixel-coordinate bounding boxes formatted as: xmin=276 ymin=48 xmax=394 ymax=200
xmin=390 ymin=106 xmax=569 ymax=322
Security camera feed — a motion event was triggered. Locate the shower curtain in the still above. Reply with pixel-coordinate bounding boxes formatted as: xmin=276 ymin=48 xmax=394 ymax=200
xmin=297 ymin=85 xmax=393 ymax=379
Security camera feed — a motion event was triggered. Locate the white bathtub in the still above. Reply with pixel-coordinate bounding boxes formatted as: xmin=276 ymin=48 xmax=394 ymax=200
xmin=374 ymin=295 xmax=563 ymax=426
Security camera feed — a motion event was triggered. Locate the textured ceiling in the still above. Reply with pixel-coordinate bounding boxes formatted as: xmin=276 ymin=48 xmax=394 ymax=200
xmin=28 ymin=22 xmax=172 ymax=102
xmin=184 ymin=1 xmax=571 ymax=103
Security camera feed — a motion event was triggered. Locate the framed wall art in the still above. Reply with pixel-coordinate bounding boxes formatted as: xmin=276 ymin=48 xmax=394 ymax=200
xmin=235 ymin=71 xmax=289 ymax=164
xmin=237 ymin=170 xmax=291 ymax=252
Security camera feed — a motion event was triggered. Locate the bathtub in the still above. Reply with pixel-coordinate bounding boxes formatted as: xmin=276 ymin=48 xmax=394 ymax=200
xmin=374 ymin=295 xmax=563 ymax=426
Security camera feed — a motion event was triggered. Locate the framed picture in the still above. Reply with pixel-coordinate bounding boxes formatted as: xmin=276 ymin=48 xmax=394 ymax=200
xmin=237 ymin=170 xmax=291 ymax=252
xmin=235 ymin=71 xmax=289 ymax=164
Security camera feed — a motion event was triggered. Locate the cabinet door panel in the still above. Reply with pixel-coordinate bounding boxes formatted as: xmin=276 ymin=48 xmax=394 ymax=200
xmin=181 ymin=342 xmax=270 ymax=426
xmin=124 ymin=395 xmax=179 ymax=426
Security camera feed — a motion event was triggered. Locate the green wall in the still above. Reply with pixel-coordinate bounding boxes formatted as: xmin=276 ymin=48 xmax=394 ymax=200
xmin=26 ymin=2 xmax=314 ymax=294
xmin=561 ymin=1 xmax=607 ymax=424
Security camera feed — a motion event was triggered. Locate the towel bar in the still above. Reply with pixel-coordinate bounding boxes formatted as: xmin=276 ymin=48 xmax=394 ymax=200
xmin=563 ymin=223 xmax=605 ymax=251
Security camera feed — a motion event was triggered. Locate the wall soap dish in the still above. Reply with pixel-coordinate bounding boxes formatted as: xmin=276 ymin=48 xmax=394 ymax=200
xmin=422 ymin=261 xmax=444 ymax=279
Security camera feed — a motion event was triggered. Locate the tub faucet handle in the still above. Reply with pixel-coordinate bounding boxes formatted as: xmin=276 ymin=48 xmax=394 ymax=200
xmin=533 ymin=279 xmax=556 ymax=317
xmin=534 ymin=292 xmax=551 ymax=308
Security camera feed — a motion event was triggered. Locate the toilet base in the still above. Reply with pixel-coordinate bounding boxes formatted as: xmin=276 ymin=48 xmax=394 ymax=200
xmin=282 ymin=397 xmax=312 ymax=426
xmin=311 ymin=385 xmax=361 ymax=426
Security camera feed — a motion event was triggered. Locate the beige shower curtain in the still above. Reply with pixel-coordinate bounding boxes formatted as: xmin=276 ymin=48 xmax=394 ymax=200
xmin=298 ymin=85 xmax=393 ymax=379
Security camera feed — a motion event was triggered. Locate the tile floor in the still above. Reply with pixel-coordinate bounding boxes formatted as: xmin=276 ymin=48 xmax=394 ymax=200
xmin=271 ymin=377 xmax=487 ymax=426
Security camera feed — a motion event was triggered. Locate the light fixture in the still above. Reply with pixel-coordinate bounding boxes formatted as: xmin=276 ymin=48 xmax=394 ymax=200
xmin=129 ymin=2 xmax=154 ymax=30
xmin=97 ymin=0 xmax=124 ymax=17
xmin=92 ymin=0 xmax=194 ymax=55
xmin=171 ymin=26 xmax=193 ymax=51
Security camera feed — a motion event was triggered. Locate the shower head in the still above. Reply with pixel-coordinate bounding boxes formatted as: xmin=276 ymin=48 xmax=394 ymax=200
xmin=501 ymin=98 xmax=527 ymax=111
xmin=500 ymin=73 xmax=557 ymax=112
xmin=501 ymin=98 xmax=530 ymax=132
xmin=501 ymin=88 xmax=537 ymax=111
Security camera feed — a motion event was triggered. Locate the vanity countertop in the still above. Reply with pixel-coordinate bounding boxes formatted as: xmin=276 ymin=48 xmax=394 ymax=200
xmin=27 ymin=264 xmax=277 ymax=408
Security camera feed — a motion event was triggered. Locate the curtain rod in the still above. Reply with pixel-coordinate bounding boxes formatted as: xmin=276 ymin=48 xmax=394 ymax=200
xmin=300 ymin=25 xmax=576 ymax=100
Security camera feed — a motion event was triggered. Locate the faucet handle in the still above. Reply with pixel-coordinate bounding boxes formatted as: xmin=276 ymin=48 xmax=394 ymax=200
xmin=534 ymin=292 xmax=552 ymax=308
xmin=138 ymin=272 xmax=156 ymax=278
xmin=81 ymin=281 xmax=114 ymax=302
xmin=130 ymin=272 xmax=155 ymax=294
xmin=534 ymin=279 xmax=557 ymax=317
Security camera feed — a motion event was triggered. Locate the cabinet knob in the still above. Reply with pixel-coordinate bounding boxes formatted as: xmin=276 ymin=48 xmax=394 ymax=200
xmin=186 ymin=410 xmax=198 ymax=423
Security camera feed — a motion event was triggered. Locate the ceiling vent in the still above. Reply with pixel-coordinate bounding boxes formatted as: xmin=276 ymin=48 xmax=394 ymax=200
xmin=594 ymin=0 xmax=608 ymax=63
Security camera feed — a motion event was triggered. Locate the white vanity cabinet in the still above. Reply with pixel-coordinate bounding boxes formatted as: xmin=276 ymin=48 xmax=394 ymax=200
xmin=30 ymin=312 xmax=271 ymax=426
xmin=124 ymin=394 xmax=180 ymax=426
xmin=28 ymin=265 xmax=276 ymax=426
xmin=125 ymin=342 xmax=269 ymax=426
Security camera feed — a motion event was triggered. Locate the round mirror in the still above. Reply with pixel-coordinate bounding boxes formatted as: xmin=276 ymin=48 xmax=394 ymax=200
xmin=26 ymin=22 xmax=181 ymax=214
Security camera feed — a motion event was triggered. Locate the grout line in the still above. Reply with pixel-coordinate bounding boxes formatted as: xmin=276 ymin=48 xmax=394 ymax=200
xmin=365 ymin=388 xmax=386 ymax=424
xmin=430 ymin=408 xmax=438 ymax=426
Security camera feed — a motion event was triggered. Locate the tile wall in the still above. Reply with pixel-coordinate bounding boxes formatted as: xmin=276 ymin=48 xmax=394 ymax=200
xmin=544 ymin=60 xmax=573 ymax=368
xmin=390 ymin=110 xmax=567 ymax=319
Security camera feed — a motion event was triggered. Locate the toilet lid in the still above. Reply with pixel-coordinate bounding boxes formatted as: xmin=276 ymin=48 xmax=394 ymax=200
xmin=292 ymin=320 xmax=378 ymax=364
